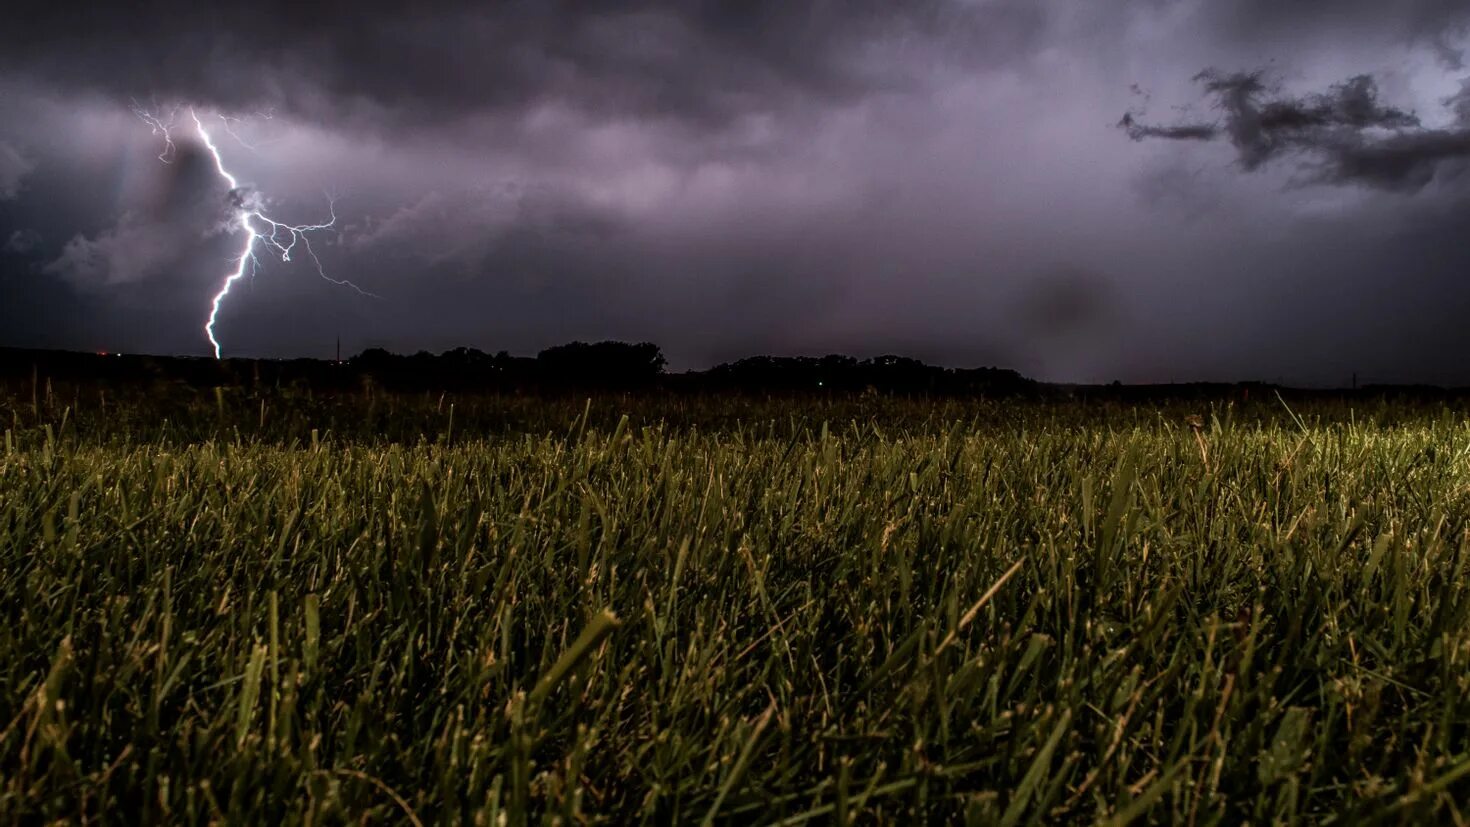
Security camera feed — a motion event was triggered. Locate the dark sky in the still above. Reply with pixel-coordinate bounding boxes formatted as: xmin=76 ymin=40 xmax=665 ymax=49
xmin=2 ymin=1 xmax=1470 ymax=384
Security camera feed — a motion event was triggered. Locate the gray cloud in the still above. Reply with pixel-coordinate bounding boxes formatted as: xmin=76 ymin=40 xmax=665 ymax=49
xmin=46 ymin=211 xmax=202 ymax=287
xmin=1431 ymin=34 xmax=1467 ymax=70
xmin=41 ymin=141 xmax=238 ymax=286
xmin=1117 ymin=115 xmax=1217 ymax=142
xmin=1206 ymin=0 xmax=1470 ymax=44
xmin=4 ymin=228 xmax=40 ymax=255
xmin=347 ymin=184 xmax=620 ymax=278
xmin=0 ymin=0 xmax=1049 ymax=138
xmin=1123 ymin=70 xmax=1470 ymax=191
xmin=0 ymin=142 xmax=33 ymax=199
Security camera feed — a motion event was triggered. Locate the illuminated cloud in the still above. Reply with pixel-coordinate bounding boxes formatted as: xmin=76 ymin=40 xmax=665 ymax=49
xmin=2 ymin=0 xmax=1470 ymax=382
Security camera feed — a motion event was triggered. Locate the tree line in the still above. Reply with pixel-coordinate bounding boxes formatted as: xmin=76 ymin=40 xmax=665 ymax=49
xmin=0 ymin=341 xmax=1038 ymax=396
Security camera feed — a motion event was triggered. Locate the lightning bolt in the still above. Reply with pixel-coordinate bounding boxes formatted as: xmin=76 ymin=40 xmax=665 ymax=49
xmin=134 ymin=105 xmax=375 ymax=359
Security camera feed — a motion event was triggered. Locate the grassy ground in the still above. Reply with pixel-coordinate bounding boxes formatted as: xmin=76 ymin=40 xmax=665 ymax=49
xmin=2 ymin=386 xmax=1469 ymax=823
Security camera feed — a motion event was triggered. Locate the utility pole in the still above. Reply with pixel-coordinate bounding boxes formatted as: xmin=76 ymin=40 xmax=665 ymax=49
xmin=336 ymin=335 xmax=341 ymax=365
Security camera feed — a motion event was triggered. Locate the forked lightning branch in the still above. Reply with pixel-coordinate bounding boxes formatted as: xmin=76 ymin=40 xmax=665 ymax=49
xmin=134 ymin=106 xmax=374 ymax=359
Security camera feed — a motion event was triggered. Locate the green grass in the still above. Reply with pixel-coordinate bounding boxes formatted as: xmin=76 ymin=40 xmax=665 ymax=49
xmin=2 ymin=386 xmax=1469 ymax=822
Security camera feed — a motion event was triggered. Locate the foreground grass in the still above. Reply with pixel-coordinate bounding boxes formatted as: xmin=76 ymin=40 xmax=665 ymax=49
xmin=2 ymin=393 xmax=1470 ymax=822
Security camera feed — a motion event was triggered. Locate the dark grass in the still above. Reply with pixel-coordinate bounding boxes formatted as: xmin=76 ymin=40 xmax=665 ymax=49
xmin=2 ymin=385 xmax=1469 ymax=823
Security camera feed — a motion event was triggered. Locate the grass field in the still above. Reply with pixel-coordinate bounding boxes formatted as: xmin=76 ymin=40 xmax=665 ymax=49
xmin=2 ymin=385 xmax=1469 ymax=823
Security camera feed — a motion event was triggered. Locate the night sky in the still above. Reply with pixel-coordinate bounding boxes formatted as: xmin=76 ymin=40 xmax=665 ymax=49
xmin=2 ymin=1 xmax=1469 ymax=385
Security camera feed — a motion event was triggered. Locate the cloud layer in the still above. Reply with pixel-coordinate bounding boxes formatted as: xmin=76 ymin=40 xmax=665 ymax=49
xmin=2 ymin=1 xmax=1470 ymax=384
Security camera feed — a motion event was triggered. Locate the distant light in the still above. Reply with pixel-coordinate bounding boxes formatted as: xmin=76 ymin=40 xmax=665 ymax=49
xmin=817 ymin=381 xmax=824 ymax=387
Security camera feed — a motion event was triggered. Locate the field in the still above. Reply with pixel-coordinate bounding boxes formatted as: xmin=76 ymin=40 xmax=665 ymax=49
xmin=2 ymin=383 xmax=1469 ymax=823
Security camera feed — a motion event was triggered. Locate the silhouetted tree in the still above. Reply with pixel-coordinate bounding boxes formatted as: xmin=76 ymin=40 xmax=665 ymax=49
xmin=536 ymin=341 xmax=666 ymax=388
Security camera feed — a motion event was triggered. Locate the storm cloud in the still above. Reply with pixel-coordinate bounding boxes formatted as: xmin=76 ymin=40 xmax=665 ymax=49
xmin=0 ymin=1 xmax=1048 ymax=134
xmin=1123 ymin=69 xmax=1470 ymax=191
xmin=3 ymin=1 xmax=1470 ymax=384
